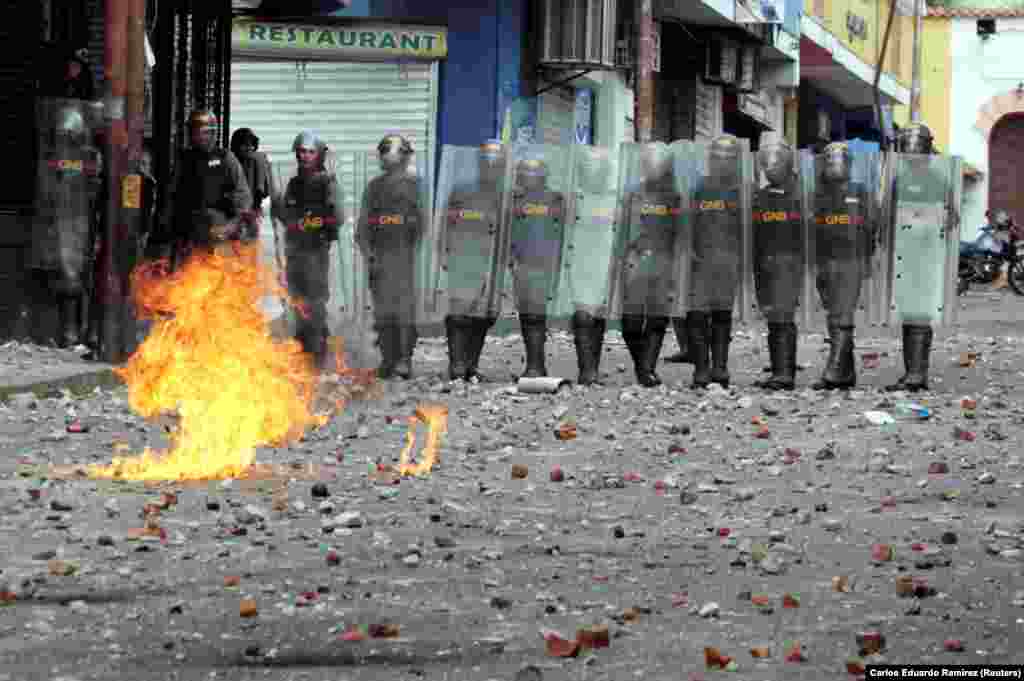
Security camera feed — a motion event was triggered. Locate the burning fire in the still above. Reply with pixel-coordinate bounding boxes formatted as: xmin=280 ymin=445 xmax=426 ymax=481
xmin=87 ymin=243 xmax=328 ymax=481
xmin=396 ymin=405 xmax=449 ymax=477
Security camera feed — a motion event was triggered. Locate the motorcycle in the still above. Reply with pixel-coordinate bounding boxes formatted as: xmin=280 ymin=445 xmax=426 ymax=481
xmin=958 ymin=210 xmax=1024 ymax=296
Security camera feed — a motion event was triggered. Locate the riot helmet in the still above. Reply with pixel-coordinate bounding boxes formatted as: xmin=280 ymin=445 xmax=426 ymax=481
xmin=516 ymin=157 xmax=548 ymax=192
xmin=478 ymin=139 xmax=506 ymax=186
xmin=821 ymin=141 xmax=851 ymax=183
xmin=638 ymin=142 xmax=672 ymax=186
xmin=896 ymin=123 xmax=934 ymax=155
xmin=55 ymin=105 xmax=86 ymax=145
xmin=378 ymin=134 xmax=414 ymax=173
xmin=708 ymin=134 xmax=741 ymax=183
xmin=293 ymin=130 xmax=327 ymax=172
xmin=188 ymin=109 xmax=219 ymax=152
xmin=993 ymin=209 xmax=1012 ymax=229
xmin=230 ymin=128 xmax=259 ymax=160
xmin=758 ymin=141 xmax=795 ymax=188
xmin=576 ymin=146 xmax=613 ymax=194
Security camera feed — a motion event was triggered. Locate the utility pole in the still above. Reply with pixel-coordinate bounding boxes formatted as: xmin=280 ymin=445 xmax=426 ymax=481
xmin=99 ymin=0 xmax=146 ymax=363
xmin=635 ymin=0 xmax=655 ymax=142
xmin=910 ymin=0 xmax=924 ymax=122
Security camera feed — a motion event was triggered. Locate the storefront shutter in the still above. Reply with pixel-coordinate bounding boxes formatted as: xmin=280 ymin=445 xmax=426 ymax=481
xmin=230 ymin=59 xmax=437 ymax=214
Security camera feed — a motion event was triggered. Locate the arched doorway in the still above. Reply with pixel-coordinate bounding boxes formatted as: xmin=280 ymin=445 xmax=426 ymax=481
xmin=988 ymin=113 xmax=1024 ymax=223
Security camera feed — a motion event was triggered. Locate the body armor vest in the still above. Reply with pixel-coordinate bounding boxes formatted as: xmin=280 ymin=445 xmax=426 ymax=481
xmin=179 ymin=148 xmax=233 ymax=216
xmin=754 ymin=184 xmax=803 ymax=256
xmin=284 ymin=172 xmax=335 ymax=249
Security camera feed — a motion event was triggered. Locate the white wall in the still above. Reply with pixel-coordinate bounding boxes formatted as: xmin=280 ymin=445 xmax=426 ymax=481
xmin=949 ymin=17 xmax=1024 ymax=238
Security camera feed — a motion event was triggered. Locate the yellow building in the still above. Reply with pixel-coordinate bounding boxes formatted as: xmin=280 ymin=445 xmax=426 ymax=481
xmin=796 ymin=0 xmax=913 ymax=147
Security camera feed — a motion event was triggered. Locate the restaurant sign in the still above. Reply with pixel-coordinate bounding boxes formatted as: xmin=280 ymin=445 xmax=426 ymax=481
xmin=232 ymin=19 xmax=447 ymax=60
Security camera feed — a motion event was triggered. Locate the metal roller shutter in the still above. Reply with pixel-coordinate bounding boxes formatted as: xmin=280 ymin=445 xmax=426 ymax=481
xmin=230 ymin=58 xmax=437 ymax=208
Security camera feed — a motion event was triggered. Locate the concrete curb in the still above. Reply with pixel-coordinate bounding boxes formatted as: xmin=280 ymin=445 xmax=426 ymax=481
xmin=0 ymin=366 xmax=124 ymax=401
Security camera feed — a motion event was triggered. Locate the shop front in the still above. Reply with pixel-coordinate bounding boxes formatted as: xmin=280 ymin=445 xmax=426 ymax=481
xmin=230 ymin=17 xmax=445 ymax=173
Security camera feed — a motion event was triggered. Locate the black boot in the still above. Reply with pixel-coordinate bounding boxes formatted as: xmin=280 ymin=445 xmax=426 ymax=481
xmin=663 ymin=316 xmax=693 ymax=363
xmin=813 ymin=325 xmax=856 ymax=390
xmin=709 ymin=310 xmax=732 ymax=387
xmin=621 ymin=315 xmax=646 ymax=380
xmin=638 ymin=317 xmax=668 ymax=387
xmin=465 ymin=317 xmax=493 ymax=381
xmin=756 ymin=323 xmax=797 ymax=391
xmin=57 ymin=296 xmax=80 ymax=349
xmin=392 ymin=324 xmax=415 ymax=380
xmin=376 ymin=323 xmax=397 ymax=378
xmin=519 ymin=314 xmax=548 ymax=378
xmin=592 ymin=318 xmax=607 ymax=383
xmin=886 ymin=324 xmax=932 ymax=392
xmin=688 ymin=311 xmax=712 ymax=388
xmin=572 ymin=312 xmax=599 ymax=386
xmin=445 ymin=316 xmax=471 ymax=380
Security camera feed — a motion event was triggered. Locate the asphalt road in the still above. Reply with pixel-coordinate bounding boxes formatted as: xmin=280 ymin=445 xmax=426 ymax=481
xmin=0 ymin=286 xmax=1022 ymax=681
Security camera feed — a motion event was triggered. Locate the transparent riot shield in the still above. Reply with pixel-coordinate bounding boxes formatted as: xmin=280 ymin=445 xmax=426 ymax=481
xmin=610 ymin=142 xmax=688 ymax=320
xmin=679 ymin=138 xmax=754 ymax=322
xmin=881 ymin=152 xmax=962 ymax=328
xmin=432 ymin=145 xmax=515 ymax=322
xmin=504 ymin=144 xmax=572 ymax=320
xmin=354 ymin=152 xmax=434 ymax=328
xmin=747 ymin=145 xmax=811 ymax=329
xmin=555 ymin=145 xmax=622 ymax=321
xmin=30 ymin=98 xmax=102 ymax=287
xmin=803 ymin=145 xmax=886 ymax=331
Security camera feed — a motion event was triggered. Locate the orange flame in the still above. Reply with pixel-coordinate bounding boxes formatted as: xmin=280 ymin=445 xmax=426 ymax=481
xmin=396 ymin=404 xmax=449 ymax=477
xmin=87 ymin=243 xmax=325 ymax=481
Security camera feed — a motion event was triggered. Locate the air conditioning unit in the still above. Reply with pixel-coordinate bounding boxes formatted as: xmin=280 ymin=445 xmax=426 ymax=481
xmin=538 ymin=0 xmax=620 ymax=70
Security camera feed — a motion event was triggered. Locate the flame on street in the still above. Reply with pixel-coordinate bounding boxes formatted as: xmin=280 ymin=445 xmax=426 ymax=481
xmin=396 ymin=405 xmax=449 ymax=477
xmin=87 ymin=244 xmax=332 ymax=481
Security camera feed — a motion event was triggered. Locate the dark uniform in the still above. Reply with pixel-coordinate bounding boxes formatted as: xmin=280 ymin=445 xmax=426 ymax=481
xmin=752 ymin=142 xmax=804 ymax=390
xmin=812 ymin=142 xmax=872 ymax=390
xmin=687 ymin=135 xmax=745 ymax=389
xmin=441 ymin=141 xmax=508 ymax=382
xmin=510 ymin=157 xmax=566 ymax=378
xmin=156 ymin=110 xmax=251 ymax=267
xmin=356 ymin=135 xmax=426 ymax=379
xmin=619 ymin=143 xmax=680 ymax=388
xmin=30 ymin=99 xmax=102 ymax=347
xmin=274 ymin=130 xmax=342 ymax=367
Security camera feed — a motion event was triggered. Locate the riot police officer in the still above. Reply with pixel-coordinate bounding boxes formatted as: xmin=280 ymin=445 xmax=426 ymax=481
xmin=688 ymin=135 xmax=746 ymax=389
xmin=156 ymin=110 xmax=251 ymax=265
xmin=29 ymin=99 xmax=101 ymax=348
xmin=752 ymin=142 xmax=804 ymax=390
xmin=811 ymin=142 xmax=874 ymax=390
xmin=357 ymin=135 xmax=426 ymax=379
xmin=273 ymin=131 xmax=343 ymax=368
xmin=885 ymin=123 xmax=957 ymax=392
xmin=441 ymin=141 xmax=508 ymax=382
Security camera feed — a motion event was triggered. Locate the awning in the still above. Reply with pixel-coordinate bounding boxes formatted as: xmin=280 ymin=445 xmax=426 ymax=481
xmin=656 ymin=0 xmax=736 ymax=27
xmin=800 ymin=15 xmax=909 ymax=108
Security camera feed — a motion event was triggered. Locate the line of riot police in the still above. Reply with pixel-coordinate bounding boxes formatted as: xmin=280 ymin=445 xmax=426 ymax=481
xmin=419 ymin=126 xmax=960 ymax=393
xmin=31 ymin=97 xmax=960 ymax=394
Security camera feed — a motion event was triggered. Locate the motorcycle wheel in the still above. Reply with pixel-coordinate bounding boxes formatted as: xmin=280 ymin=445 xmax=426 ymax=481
xmin=1009 ymin=259 xmax=1024 ymax=296
xmin=957 ymin=275 xmax=969 ymax=296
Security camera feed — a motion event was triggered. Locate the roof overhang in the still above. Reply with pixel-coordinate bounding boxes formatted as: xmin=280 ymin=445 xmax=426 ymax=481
xmin=800 ymin=15 xmax=909 ymax=108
